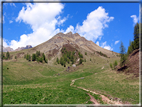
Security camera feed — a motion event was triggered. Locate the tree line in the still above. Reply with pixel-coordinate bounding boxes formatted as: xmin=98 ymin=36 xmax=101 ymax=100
xmin=24 ymin=51 xmax=48 ymax=63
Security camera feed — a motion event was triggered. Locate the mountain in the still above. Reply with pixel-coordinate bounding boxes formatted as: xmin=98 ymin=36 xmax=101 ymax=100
xmin=14 ymin=45 xmax=33 ymax=51
xmin=21 ymin=32 xmax=119 ymax=61
xmin=3 ymin=46 xmax=14 ymax=52
xmin=2 ymin=45 xmax=32 ymax=52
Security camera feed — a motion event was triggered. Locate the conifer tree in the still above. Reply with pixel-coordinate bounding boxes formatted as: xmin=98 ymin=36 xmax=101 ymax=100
xmin=120 ymin=41 xmax=126 ymax=67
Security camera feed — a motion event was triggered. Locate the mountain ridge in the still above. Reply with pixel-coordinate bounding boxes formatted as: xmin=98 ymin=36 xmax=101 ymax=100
xmin=2 ymin=45 xmax=32 ymax=52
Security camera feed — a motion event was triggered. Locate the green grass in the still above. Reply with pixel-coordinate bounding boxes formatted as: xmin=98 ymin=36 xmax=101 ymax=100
xmin=74 ymin=69 xmax=139 ymax=104
xmin=3 ymin=56 xmax=139 ymax=104
xmin=3 ymin=82 xmax=91 ymax=104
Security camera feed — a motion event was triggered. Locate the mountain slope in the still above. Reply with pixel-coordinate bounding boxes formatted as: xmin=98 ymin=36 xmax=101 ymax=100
xmin=17 ymin=32 xmax=119 ymax=60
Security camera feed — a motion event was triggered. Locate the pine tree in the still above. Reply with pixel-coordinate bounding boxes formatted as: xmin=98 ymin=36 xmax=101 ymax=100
xmin=134 ymin=23 xmax=139 ymax=49
xmin=32 ymin=54 xmax=36 ymax=61
xmin=45 ymin=58 xmax=48 ymax=63
xmin=56 ymin=58 xmax=59 ymax=64
xmin=120 ymin=41 xmax=126 ymax=67
xmin=6 ymin=51 xmax=10 ymax=59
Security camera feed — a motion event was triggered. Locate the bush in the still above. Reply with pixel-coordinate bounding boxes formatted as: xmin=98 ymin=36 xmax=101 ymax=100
xmin=113 ymin=60 xmax=118 ymax=69
xmin=45 ymin=59 xmax=48 ymax=63
xmin=15 ymin=56 xmax=17 ymax=59
xmin=24 ymin=55 xmax=26 ymax=59
xmin=110 ymin=63 xmax=113 ymax=69
xmin=56 ymin=58 xmax=59 ymax=64
xmin=28 ymin=55 xmax=31 ymax=61
xmin=79 ymin=58 xmax=83 ymax=64
xmin=85 ymin=52 xmax=87 ymax=55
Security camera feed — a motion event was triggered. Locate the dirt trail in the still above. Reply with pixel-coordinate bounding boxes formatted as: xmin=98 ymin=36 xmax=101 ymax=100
xmin=87 ymin=93 xmax=100 ymax=104
xmin=70 ymin=77 xmax=123 ymax=105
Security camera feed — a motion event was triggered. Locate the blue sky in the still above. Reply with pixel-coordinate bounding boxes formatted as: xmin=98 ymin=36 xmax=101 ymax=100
xmin=2 ymin=2 xmax=139 ymax=53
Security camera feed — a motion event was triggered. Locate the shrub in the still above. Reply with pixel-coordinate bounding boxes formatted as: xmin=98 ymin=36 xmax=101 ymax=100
xmin=56 ymin=58 xmax=59 ymax=64
xmin=110 ymin=63 xmax=113 ymax=69
xmin=28 ymin=55 xmax=31 ymax=61
xmin=113 ymin=60 xmax=118 ymax=69
xmin=85 ymin=52 xmax=87 ymax=55
xmin=79 ymin=58 xmax=83 ymax=64
xmin=24 ymin=54 xmax=26 ymax=59
xmin=15 ymin=56 xmax=17 ymax=59
xmin=45 ymin=59 xmax=48 ymax=63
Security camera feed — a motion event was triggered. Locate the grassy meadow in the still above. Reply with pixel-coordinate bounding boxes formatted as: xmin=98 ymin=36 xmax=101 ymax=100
xmin=3 ymin=55 xmax=139 ymax=104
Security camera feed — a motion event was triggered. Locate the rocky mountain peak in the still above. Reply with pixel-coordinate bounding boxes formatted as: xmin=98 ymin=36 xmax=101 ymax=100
xmin=25 ymin=45 xmax=32 ymax=49
xmin=66 ymin=31 xmax=72 ymax=35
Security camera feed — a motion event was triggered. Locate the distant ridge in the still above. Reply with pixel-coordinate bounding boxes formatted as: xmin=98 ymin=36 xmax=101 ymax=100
xmin=2 ymin=45 xmax=32 ymax=52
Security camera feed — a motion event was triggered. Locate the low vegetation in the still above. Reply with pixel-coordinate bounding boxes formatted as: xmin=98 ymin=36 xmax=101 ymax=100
xmin=110 ymin=60 xmax=118 ymax=70
xmin=96 ymin=51 xmax=108 ymax=58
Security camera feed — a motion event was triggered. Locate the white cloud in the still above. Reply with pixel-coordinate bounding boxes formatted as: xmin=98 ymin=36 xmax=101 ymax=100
xmin=96 ymin=41 xmax=99 ymax=46
xmin=130 ymin=15 xmax=138 ymax=25
xmin=57 ymin=14 xmax=69 ymax=26
xmin=9 ymin=20 xmax=13 ymax=23
xmin=75 ymin=6 xmax=114 ymax=41
xmin=8 ymin=3 xmax=65 ymax=50
xmin=114 ymin=40 xmax=119 ymax=45
xmin=101 ymin=41 xmax=113 ymax=51
xmin=64 ymin=25 xmax=75 ymax=34
xmin=0 ymin=38 xmax=9 ymax=47
xmin=104 ymin=45 xmax=113 ymax=50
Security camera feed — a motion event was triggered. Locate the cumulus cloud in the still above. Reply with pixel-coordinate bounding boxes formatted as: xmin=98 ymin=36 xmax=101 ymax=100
xmin=130 ymin=15 xmax=138 ymax=25
xmin=8 ymin=3 xmax=65 ymax=50
xmin=75 ymin=6 xmax=114 ymax=41
xmin=101 ymin=41 xmax=113 ymax=51
xmin=114 ymin=40 xmax=119 ymax=45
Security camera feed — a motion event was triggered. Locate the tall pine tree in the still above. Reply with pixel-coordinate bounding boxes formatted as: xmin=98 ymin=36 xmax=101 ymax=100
xmin=134 ymin=23 xmax=139 ymax=49
xmin=120 ymin=41 xmax=126 ymax=67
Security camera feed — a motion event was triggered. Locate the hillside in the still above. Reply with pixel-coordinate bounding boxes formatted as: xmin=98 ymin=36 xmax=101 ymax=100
xmin=117 ymin=49 xmax=139 ymax=77
xmin=2 ymin=32 xmax=139 ymax=105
